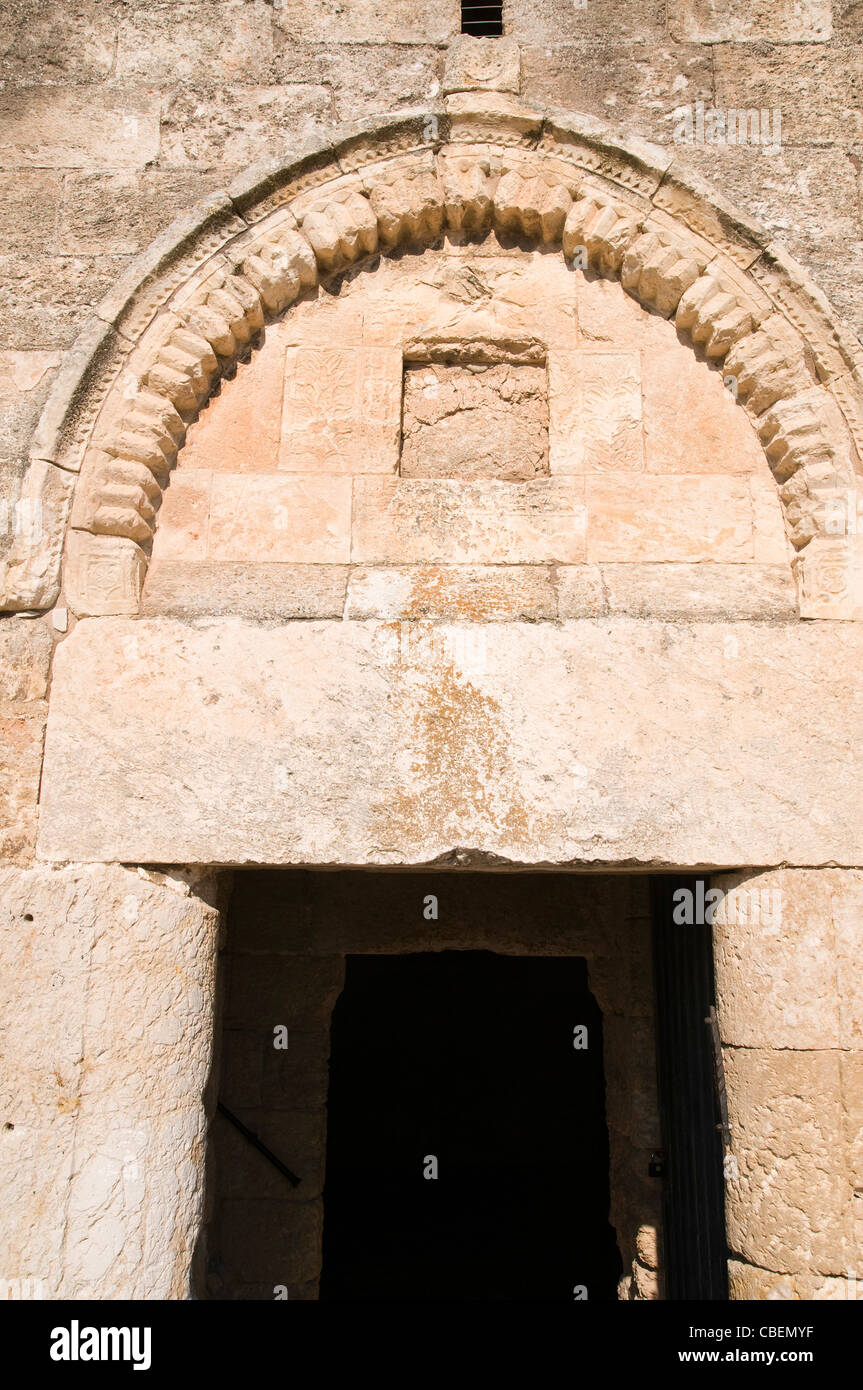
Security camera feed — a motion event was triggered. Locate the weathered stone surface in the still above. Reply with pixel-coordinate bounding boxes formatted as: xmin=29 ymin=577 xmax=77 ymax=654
xmin=208 ymin=475 xmax=353 ymax=563
xmin=667 ymin=0 xmax=832 ymax=41
xmin=282 ymin=44 xmax=441 ymax=124
xmin=444 ymin=37 xmax=520 ymax=95
xmin=750 ymin=474 xmax=791 ymax=564
xmin=549 ymin=351 xmax=643 ymax=474
xmin=115 ymin=1 xmax=276 ymax=84
xmin=0 ymin=863 xmax=220 ymax=1297
xmin=353 ymin=477 xmax=586 ymax=564
xmin=345 ymin=564 xmax=557 ymax=620
xmin=159 ymin=85 xmax=332 ymax=168
xmin=683 ymin=145 xmax=863 ymax=343
xmin=713 ymin=869 xmax=863 ymax=1050
xmin=36 ymin=618 xmax=863 ymax=867
xmin=521 ymin=42 xmax=713 ymax=146
xmin=154 ymin=472 xmax=353 ymax=565
xmin=275 ymin=0 xmax=459 ymax=43
xmin=0 ymin=172 xmax=63 ymax=254
xmin=0 ymin=88 xmax=160 ymax=170
xmin=401 ymin=361 xmax=548 ymax=480
xmin=554 ymin=564 xmax=608 ymax=617
xmin=0 ymin=1 xmax=114 ymax=85
xmin=714 ymin=44 xmax=863 ymax=146
xmin=179 ymin=330 xmax=288 ymax=473
xmin=0 ymin=712 xmax=44 ymax=864
xmin=142 ymin=561 xmax=348 ymax=620
xmin=642 ymin=343 xmax=765 ymax=474
xmin=60 ymin=171 xmax=229 ymax=257
xmin=150 ymin=473 xmax=210 ymax=564
xmin=723 ymin=1049 xmax=852 ymax=1277
xmin=0 ymin=349 xmax=62 ymax=461
xmin=728 ymin=1261 xmax=860 ymax=1301
xmin=599 ymin=561 xmax=797 ymax=619
xmin=0 ymin=253 xmax=128 ymax=350
xmin=2 ymin=460 xmax=74 ymax=612
xmin=0 ymin=617 xmax=53 ymax=700
xmin=585 ymin=476 xmax=754 ymax=561
xmin=281 ymin=346 xmax=401 ymax=474
xmin=506 ymin=0 xmax=665 ymax=42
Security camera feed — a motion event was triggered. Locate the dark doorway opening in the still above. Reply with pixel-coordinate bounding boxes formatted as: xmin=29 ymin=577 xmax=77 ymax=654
xmin=320 ymin=951 xmax=621 ymax=1300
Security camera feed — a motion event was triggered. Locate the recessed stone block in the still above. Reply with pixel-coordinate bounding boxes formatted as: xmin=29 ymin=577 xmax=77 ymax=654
xmin=401 ymin=361 xmax=549 ymax=481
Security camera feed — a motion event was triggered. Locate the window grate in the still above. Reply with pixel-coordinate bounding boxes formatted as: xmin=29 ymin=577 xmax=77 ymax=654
xmin=461 ymin=2 xmax=503 ymax=37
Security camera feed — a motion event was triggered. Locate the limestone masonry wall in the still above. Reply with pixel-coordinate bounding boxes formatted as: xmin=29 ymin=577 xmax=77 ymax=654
xmin=2 ymin=0 xmax=862 ymax=578
xmin=1 ymin=0 xmax=862 ymax=1306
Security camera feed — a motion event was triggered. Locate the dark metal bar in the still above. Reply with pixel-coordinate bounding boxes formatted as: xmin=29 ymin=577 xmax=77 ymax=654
xmin=705 ymin=1004 xmax=731 ymax=1147
xmin=217 ymin=1101 xmax=301 ymax=1188
xmin=651 ymin=877 xmax=729 ymax=1300
xmin=461 ymin=1 xmax=503 ymax=34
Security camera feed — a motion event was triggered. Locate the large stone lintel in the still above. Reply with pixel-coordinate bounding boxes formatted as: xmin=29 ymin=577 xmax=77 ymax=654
xmin=36 ymin=617 xmax=863 ymax=868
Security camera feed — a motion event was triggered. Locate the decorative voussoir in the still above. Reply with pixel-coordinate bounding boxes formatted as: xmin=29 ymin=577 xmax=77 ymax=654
xmin=181 ymin=303 xmax=239 ymax=362
xmin=438 ymin=155 xmax=498 ymax=235
xmin=127 ymin=390 xmax=186 ymax=448
xmin=205 ymin=280 xmax=264 ymax=346
xmin=144 ymin=329 xmax=220 ymax=416
xmin=105 ymin=427 xmax=175 ymax=482
xmin=620 ymin=230 xmax=704 ymax=317
xmin=779 ymin=475 xmax=823 ymax=550
xmin=367 ymin=167 xmax=445 ymax=248
xmin=90 ymin=501 xmax=155 ymax=546
xmin=493 ymin=168 xmax=574 ymax=244
xmin=562 ymin=195 xmax=641 ymax=274
xmin=299 ymin=190 xmax=378 ymax=272
xmin=758 ymin=389 xmax=851 ymax=488
xmin=241 ymin=229 xmax=317 ymax=316
xmin=723 ymin=318 xmax=812 ymax=418
xmin=98 ymin=455 xmax=164 ymax=507
xmin=675 ymin=274 xmax=761 ymax=358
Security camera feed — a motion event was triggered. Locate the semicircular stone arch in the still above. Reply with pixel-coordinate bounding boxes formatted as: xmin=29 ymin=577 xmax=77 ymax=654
xmin=4 ymin=99 xmax=863 ymax=620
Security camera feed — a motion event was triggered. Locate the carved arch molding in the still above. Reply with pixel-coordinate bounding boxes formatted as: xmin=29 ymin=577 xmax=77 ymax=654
xmin=3 ymin=99 xmax=863 ymax=620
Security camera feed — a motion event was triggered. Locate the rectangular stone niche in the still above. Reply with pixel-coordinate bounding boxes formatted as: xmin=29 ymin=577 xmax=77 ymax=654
xmin=400 ymin=355 xmax=549 ymax=482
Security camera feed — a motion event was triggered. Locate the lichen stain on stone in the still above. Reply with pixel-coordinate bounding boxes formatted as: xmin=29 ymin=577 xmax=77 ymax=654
xmin=374 ymin=655 xmax=549 ymax=850
xmin=403 ymin=570 xmax=514 ymax=622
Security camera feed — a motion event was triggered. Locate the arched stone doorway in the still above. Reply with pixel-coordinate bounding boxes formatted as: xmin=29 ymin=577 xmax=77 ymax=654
xmin=1 ymin=99 xmax=861 ymax=1302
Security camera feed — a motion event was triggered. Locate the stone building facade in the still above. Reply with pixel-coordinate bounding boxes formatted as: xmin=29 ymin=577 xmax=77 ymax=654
xmin=0 ymin=1 xmax=862 ymax=1301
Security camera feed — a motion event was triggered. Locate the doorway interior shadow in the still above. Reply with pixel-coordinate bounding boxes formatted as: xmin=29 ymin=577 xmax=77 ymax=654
xmin=320 ymin=951 xmax=622 ymax=1301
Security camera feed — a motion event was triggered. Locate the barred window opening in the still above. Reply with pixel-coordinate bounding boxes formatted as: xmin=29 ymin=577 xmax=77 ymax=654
xmin=461 ymin=2 xmax=503 ymax=37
